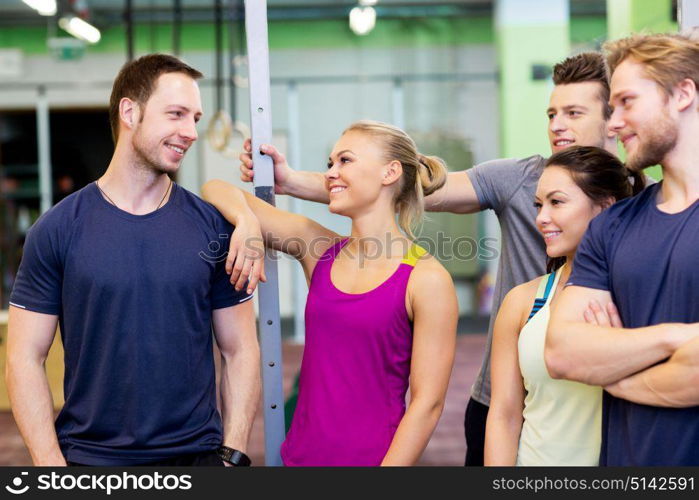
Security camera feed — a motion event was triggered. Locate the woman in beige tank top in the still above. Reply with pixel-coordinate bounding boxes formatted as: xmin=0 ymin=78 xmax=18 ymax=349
xmin=484 ymin=146 xmax=646 ymax=465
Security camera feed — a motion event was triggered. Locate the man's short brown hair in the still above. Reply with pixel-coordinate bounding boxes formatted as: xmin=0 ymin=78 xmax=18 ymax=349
xmin=604 ymin=33 xmax=699 ymax=103
xmin=108 ymin=54 xmax=203 ymax=144
xmin=552 ymin=52 xmax=611 ymax=119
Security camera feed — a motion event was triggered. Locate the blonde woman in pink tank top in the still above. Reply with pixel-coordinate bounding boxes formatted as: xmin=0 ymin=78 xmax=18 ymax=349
xmin=203 ymin=120 xmax=457 ymax=466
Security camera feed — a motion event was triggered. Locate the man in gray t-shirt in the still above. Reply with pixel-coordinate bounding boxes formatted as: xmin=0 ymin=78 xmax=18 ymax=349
xmin=465 ymin=155 xmax=546 ymax=403
xmin=237 ymin=53 xmax=625 ymax=465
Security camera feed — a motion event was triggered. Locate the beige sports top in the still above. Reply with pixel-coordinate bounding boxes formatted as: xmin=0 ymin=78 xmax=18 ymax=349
xmin=516 ymin=265 xmax=602 ymax=466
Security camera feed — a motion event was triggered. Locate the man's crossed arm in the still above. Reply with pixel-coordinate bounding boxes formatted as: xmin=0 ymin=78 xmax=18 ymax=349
xmin=545 ymin=285 xmax=699 ymax=407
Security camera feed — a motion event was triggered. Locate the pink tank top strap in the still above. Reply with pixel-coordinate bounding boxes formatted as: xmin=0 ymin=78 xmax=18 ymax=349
xmin=309 ymin=238 xmax=350 ymax=287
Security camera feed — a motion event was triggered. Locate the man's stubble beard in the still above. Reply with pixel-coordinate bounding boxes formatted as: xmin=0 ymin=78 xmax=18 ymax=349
xmin=625 ymin=109 xmax=678 ymax=172
xmin=131 ymin=130 xmax=178 ymax=175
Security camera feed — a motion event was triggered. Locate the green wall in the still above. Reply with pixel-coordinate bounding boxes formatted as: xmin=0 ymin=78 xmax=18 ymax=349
xmin=607 ymin=0 xmax=676 ymax=39
xmin=607 ymin=0 xmax=676 ymax=180
xmin=0 ymin=16 xmax=607 ymax=54
xmin=497 ymin=23 xmax=569 ymax=158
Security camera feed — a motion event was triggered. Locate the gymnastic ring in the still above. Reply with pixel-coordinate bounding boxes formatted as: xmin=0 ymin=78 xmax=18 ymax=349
xmin=206 ymin=110 xmax=251 ymax=159
xmin=228 ymin=120 xmax=251 ymax=158
xmin=232 ymin=55 xmax=249 ymax=88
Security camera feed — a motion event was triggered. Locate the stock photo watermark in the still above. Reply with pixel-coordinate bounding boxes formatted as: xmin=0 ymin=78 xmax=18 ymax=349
xmin=198 ymin=232 xmax=500 ymax=267
xmin=3 ymin=470 xmax=192 ymax=496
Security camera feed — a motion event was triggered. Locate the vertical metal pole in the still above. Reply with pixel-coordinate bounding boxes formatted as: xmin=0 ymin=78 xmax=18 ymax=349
xmin=679 ymin=0 xmax=699 ymax=31
xmin=244 ymin=0 xmax=285 ymax=466
xmin=228 ymin=0 xmax=246 ymax=119
xmin=149 ymin=0 xmax=157 ymax=52
xmin=125 ymin=0 xmax=134 ymax=61
xmin=173 ymin=0 xmax=182 ymax=56
xmin=287 ymin=81 xmax=306 ymax=344
xmin=392 ymin=78 xmax=405 ymax=130
xmin=214 ymin=0 xmax=223 ymax=110
xmin=36 ymin=86 xmax=52 ymax=214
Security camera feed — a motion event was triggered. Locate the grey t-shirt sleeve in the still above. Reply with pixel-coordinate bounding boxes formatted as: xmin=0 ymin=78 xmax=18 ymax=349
xmin=643 ymin=174 xmax=658 ymax=186
xmin=466 ymin=156 xmax=541 ymax=214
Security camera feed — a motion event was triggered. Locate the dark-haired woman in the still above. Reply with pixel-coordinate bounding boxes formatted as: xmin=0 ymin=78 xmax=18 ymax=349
xmin=484 ymin=146 xmax=645 ymax=466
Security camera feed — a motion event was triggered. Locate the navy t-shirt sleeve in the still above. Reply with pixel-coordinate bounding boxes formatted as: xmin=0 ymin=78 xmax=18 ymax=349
xmin=9 ymin=216 xmax=64 ymax=315
xmin=210 ymin=219 xmax=254 ymax=310
xmin=567 ymin=214 xmax=611 ymax=291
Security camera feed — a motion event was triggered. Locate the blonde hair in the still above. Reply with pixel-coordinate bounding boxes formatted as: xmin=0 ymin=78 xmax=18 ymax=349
xmin=604 ymin=33 xmax=699 ymax=99
xmin=343 ymin=120 xmax=448 ymax=239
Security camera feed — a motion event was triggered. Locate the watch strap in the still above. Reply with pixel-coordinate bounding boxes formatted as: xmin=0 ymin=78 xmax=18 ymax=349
xmin=217 ymin=446 xmax=251 ymax=467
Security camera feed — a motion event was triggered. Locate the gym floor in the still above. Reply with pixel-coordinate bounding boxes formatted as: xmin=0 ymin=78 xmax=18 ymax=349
xmin=0 ymin=334 xmax=486 ymax=466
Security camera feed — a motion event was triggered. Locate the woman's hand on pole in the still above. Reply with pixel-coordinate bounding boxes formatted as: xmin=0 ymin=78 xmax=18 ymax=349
xmin=239 ymin=138 xmax=294 ymax=195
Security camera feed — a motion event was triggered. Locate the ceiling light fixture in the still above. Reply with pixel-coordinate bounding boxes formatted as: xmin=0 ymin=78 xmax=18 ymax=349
xmin=21 ymin=0 xmax=57 ymax=16
xmin=349 ymin=6 xmax=376 ymax=36
xmin=58 ymin=15 xmax=101 ymax=44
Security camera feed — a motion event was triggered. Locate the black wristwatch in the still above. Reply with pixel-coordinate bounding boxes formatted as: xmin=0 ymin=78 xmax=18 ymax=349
xmin=217 ymin=446 xmax=251 ymax=467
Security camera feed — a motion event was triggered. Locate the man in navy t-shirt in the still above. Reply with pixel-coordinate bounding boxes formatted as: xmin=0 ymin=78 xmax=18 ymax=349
xmin=6 ymin=55 xmax=263 ymax=466
xmin=546 ymin=34 xmax=699 ymax=465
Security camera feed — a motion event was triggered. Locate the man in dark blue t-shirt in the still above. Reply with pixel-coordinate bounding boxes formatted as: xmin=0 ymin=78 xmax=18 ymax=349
xmin=6 ymin=55 xmax=262 ymax=466
xmin=546 ymin=34 xmax=699 ymax=466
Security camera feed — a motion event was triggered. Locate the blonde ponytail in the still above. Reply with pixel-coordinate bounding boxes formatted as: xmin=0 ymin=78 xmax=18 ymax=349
xmin=418 ymin=154 xmax=448 ymax=196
